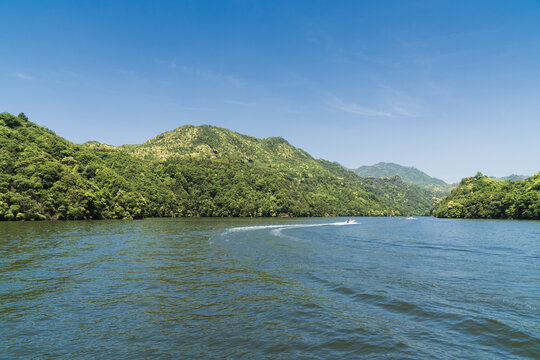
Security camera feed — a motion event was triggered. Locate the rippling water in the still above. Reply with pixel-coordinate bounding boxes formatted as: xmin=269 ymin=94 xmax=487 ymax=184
xmin=1 ymin=217 xmax=539 ymax=359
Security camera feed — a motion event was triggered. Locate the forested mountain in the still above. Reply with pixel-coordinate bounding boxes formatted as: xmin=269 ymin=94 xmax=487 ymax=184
xmin=0 ymin=112 xmax=439 ymax=220
xmin=353 ymin=162 xmax=456 ymax=198
xmin=432 ymin=172 xmax=540 ymax=220
xmin=354 ymin=162 xmax=446 ymax=185
xmin=497 ymin=174 xmax=529 ymax=181
xmin=0 ymin=113 xmax=178 ymax=220
xmin=121 ymin=124 xmax=312 ymax=165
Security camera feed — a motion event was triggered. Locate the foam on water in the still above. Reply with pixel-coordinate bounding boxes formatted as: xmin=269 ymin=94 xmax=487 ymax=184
xmin=225 ymin=221 xmax=358 ymax=233
xmin=215 ymin=221 xmax=359 ymax=243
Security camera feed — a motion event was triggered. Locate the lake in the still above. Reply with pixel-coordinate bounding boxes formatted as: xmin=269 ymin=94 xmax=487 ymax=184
xmin=1 ymin=217 xmax=539 ymax=359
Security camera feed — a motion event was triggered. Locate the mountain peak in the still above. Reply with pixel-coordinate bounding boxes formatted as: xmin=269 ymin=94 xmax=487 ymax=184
xmin=123 ymin=124 xmax=312 ymax=164
xmin=354 ymin=162 xmax=447 ymax=186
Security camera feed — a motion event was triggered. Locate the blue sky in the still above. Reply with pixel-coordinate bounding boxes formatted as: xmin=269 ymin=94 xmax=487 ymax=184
xmin=1 ymin=0 xmax=539 ymax=183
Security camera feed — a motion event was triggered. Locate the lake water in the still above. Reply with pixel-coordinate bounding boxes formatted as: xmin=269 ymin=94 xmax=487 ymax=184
xmin=1 ymin=217 xmax=539 ymax=359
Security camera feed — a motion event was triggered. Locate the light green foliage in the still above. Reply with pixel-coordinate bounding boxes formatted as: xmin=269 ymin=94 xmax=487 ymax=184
xmin=432 ymin=172 xmax=540 ymax=220
xmin=0 ymin=112 xmax=440 ymax=220
xmin=354 ymin=162 xmax=447 ymax=185
xmin=497 ymin=174 xmax=529 ymax=181
xmin=353 ymin=162 xmax=455 ymax=199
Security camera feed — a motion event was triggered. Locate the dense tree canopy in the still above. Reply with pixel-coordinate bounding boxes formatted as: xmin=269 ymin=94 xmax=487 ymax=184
xmin=432 ymin=172 xmax=540 ymax=220
xmin=0 ymin=112 xmax=441 ymax=221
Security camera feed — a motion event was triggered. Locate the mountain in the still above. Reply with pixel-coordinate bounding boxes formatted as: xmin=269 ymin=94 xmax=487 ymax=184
xmin=0 ymin=112 xmax=440 ymax=220
xmin=119 ymin=124 xmax=440 ymax=216
xmin=497 ymin=174 xmax=529 ymax=181
xmin=353 ymin=161 xmax=456 ymax=198
xmin=121 ymin=124 xmax=312 ymax=165
xmin=354 ymin=162 xmax=446 ymax=186
xmin=432 ymin=172 xmax=540 ymax=220
xmin=0 ymin=113 xmax=178 ymax=220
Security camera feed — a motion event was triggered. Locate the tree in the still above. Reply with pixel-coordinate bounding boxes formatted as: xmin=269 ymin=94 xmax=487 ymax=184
xmin=17 ymin=112 xmax=29 ymax=122
xmin=1 ymin=113 xmax=22 ymax=128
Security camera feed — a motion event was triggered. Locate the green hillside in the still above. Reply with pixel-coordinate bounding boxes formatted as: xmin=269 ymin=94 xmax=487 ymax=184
xmin=432 ymin=172 xmax=540 ymax=220
xmin=0 ymin=112 xmax=439 ymax=220
xmin=0 ymin=113 xmax=178 ymax=220
xmin=353 ymin=161 xmax=455 ymax=197
xmin=354 ymin=162 xmax=446 ymax=185
xmin=122 ymin=124 xmax=313 ymax=166
xmin=497 ymin=174 xmax=529 ymax=181
xmin=120 ymin=124 xmax=440 ymax=215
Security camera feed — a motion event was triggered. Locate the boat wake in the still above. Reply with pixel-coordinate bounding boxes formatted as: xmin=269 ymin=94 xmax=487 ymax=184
xmin=224 ymin=221 xmax=358 ymax=234
xmin=207 ymin=221 xmax=360 ymax=244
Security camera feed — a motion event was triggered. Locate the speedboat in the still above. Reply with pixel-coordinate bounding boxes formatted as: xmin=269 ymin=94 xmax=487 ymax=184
xmin=346 ymin=219 xmax=357 ymax=224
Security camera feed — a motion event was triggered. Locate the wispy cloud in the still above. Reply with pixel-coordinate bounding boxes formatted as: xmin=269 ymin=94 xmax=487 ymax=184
xmin=374 ymin=83 xmax=427 ymax=118
xmin=222 ymin=98 xmax=299 ymax=114
xmin=276 ymin=107 xmax=299 ymax=114
xmin=116 ymin=68 xmax=136 ymax=76
xmin=12 ymin=72 xmax=33 ymax=80
xmin=175 ymin=105 xmax=212 ymax=111
xmin=222 ymin=100 xmax=256 ymax=107
xmin=330 ymin=98 xmax=394 ymax=117
xmin=181 ymin=65 xmax=245 ymax=87
xmin=155 ymin=58 xmax=245 ymax=87
xmin=154 ymin=58 xmax=177 ymax=69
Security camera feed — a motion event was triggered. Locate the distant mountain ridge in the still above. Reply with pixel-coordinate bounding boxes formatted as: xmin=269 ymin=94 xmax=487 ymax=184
xmin=496 ymin=174 xmax=529 ymax=181
xmin=354 ymin=162 xmax=447 ymax=186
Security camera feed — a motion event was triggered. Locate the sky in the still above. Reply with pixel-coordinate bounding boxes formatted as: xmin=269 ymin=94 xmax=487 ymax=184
xmin=1 ymin=0 xmax=539 ymax=183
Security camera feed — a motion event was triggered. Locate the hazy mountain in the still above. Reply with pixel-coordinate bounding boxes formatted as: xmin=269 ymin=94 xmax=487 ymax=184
xmin=354 ymin=162 xmax=447 ymax=186
xmin=497 ymin=174 xmax=529 ymax=181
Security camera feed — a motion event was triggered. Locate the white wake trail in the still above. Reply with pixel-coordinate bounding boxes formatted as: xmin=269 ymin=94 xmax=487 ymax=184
xmin=213 ymin=221 xmax=359 ymax=244
xmin=225 ymin=221 xmax=357 ymax=233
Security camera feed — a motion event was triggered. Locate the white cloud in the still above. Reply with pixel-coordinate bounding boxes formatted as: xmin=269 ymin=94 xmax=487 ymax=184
xmin=375 ymin=84 xmax=426 ymax=118
xmin=181 ymin=65 xmax=246 ymax=87
xmin=12 ymin=72 xmax=33 ymax=80
xmin=221 ymin=98 xmax=299 ymax=115
xmin=329 ymin=83 xmax=426 ymax=119
xmin=154 ymin=58 xmax=177 ymax=69
xmin=154 ymin=58 xmax=245 ymax=86
xmin=222 ymin=100 xmax=256 ymax=107
xmin=330 ymin=98 xmax=394 ymax=117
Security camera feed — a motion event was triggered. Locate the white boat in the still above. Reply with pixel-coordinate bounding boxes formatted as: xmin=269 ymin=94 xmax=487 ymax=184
xmin=346 ymin=219 xmax=357 ymax=224
xmin=407 ymin=217 xmax=416 ymax=220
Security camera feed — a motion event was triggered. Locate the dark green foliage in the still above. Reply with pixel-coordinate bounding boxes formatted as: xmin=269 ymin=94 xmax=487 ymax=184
xmin=0 ymin=112 xmax=440 ymax=221
xmin=432 ymin=172 xmax=540 ymax=220
xmin=0 ymin=113 xmax=157 ymax=220
xmin=17 ymin=112 xmax=29 ymax=122
xmin=2 ymin=113 xmax=23 ymax=128
xmin=358 ymin=176 xmax=438 ymax=216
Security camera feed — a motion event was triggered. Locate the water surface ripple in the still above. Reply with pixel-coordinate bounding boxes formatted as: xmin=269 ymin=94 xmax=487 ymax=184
xmin=1 ymin=217 xmax=539 ymax=359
